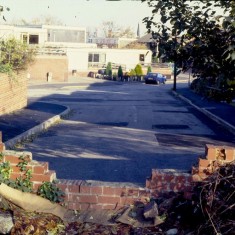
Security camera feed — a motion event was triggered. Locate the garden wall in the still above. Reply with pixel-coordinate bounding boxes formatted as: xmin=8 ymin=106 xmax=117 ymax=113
xmin=0 ymin=135 xmax=234 ymax=211
xmin=27 ymin=55 xmax=69 ymax=82
xmin=0 ymin=72 xmax=27 ymax=115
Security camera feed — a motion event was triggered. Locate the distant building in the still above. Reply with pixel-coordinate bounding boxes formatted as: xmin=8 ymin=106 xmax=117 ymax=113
xmin=0 ymin=24 xmax=152 ymax=81
xmin=0 ymin=24 xmax=87 ymax=44
xmin=87 ymin=37 xmax=137 ymax=49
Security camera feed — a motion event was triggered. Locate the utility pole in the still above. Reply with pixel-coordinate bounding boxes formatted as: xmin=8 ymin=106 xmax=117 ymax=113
xmin=173 ymin=35 xmax=177 ymax=91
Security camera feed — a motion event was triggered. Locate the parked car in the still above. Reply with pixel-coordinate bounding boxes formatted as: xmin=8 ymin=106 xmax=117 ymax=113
xmin=96 ymin=69 xmax=106 ymax=79
xmin=144 ymin=72 xmax=167 ymax=84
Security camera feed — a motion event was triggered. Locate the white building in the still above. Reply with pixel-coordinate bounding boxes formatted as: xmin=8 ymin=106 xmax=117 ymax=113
xmin=67 ymin=48 xmax=151 ymax=72
xmin=0 ymin=24 xmax=152 ymax=77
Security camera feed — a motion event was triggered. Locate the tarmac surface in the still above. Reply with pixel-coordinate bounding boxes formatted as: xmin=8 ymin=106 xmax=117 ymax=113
xmin=1 ymin=79 xmax=235 ymax=150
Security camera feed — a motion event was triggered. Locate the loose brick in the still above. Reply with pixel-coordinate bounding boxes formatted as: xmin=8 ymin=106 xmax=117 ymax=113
xmin=225 ymin=147 xmax=235 ymax=161
xmin=205 ymin=144 xmax=217 ymax=160
xmin=199 ymin=158 xmax=212 ymax=168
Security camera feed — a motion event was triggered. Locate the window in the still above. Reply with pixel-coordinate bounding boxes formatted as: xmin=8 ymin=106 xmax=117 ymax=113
xmin=29 ymin=35 xmax=39 ymax=44
xmin=139 ymin=54 xmax=145 ymax=62
xmin=21 ymin=33 xmax=28 ymax=44
xmin=88 ymin=53 xmax=106 ymax=63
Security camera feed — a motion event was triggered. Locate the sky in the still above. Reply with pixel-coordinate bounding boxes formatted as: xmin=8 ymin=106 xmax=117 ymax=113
xmin=0 ymin=0 xmax=153 ymax=37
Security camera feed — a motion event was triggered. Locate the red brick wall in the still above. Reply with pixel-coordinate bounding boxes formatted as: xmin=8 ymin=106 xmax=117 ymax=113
xmin=146 ymin=169 xmax=193 ymax=198
xmin=0 ymin=72 xmax=27 ymax=115
xmin=1 ymin=137 xmax=234 ymax=211
xmin=28 ymin=55 xmax=69 ymax=82
xmin=192 ymin=144 xmax=235 ymax=181
xmin=56 ymin=180 xmax=150 ymax=211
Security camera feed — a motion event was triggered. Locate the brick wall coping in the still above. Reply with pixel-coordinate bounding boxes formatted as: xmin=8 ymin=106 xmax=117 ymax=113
xmin=81 ymin=180 xmax=144 ymax=188
xmin=151 ymin=168 xmax=191 ymax=175
xmin=2 ymin=150 xmax=32 ymax=160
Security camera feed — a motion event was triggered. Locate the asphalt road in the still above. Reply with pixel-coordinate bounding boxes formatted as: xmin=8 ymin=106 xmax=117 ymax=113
xmin=21 ymin=77 xmax=235 ymax=186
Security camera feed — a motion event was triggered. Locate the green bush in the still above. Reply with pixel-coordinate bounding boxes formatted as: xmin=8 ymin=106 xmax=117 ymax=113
xmin=147 ymin=66 xmax=152 ymax=74
xmin=106 ymin=62 xmax=112 ymax=77
xmin=0 ymin=37 xmax=35 ymax=75
xmin=118 ymin=66 xmax=123 ymax=78
xmin=134 ymin=64 xmax=143 ymax=81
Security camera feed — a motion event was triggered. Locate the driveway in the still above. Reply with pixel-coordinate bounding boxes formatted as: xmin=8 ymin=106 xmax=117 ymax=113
xmin=21 ymin=77 xmax=234 ymax=186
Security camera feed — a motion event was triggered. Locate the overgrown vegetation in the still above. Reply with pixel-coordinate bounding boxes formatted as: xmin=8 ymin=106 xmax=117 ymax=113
xmin=0 ymin=37 xmax=35 ymax=75
xmin=37 ymin=181 xmax=65 ymax=203
xmin=0 ymin=152 xmax=64 ymax=203
xmin=142 ymin=0 xmax=235 ymax=102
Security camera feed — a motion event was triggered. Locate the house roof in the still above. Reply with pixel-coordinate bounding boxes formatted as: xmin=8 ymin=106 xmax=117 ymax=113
xmin=137 ymin=33 xmax=153 ymax=43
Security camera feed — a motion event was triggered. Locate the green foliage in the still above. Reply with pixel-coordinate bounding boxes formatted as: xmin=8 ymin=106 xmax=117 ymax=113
xmin=129 ymin=69 xmax=136 ymax=77
xmin=118 ymin=66 xmax=123 ymax=78
xmin=134 ymin=64 xmax=143 ymax=76
xmin=14 ymin=169 xmax=33 ymax=193
xmin=106 ymin=62 xmax=112 ymax=77
xmin=0 ymin=153 xmax=64 ymax=201
xmin=0 ymin=161 xmax=12 ymax=180
xmin=147 ymin=66 xmax=152 ymax=73
xmin=142 ymin=0 xmax=235 ymax=91
xmin=0 ymin=64 xmax=13 ymax=74
xmin=0 ymin=37 xmax=35 ymax=75
xmin=37 ymin=181 xmax=65 ymax=203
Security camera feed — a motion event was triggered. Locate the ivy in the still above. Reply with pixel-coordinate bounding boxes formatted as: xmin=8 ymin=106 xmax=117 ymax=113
xmin=37 ymin=180 xmax=65 ymax=203
xmin=0 ymin=152 xmax=64 ymax=202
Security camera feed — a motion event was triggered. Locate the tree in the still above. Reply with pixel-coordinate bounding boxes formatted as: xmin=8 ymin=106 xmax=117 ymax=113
xmin=10 ymin=15 xmax=63 ymax=26
xmin=106 ymin=62 xmax=112 ymax=78
xmin=142 ymin=0 xmax=235 ymax=91
xmin=101 ymin=21 xmax=135 ymax=38
xmin=135 ymin=64 xmax=144 ymax=81
xmin=124 ymin=41 xmax=148 ymax=49
xmin=0 ymin=38 xmax=35 ymax=74
xmin=118 ymin=66 xmax=123 ymax=79
xmin=147 ymin=66 xmax=152 ymax=74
